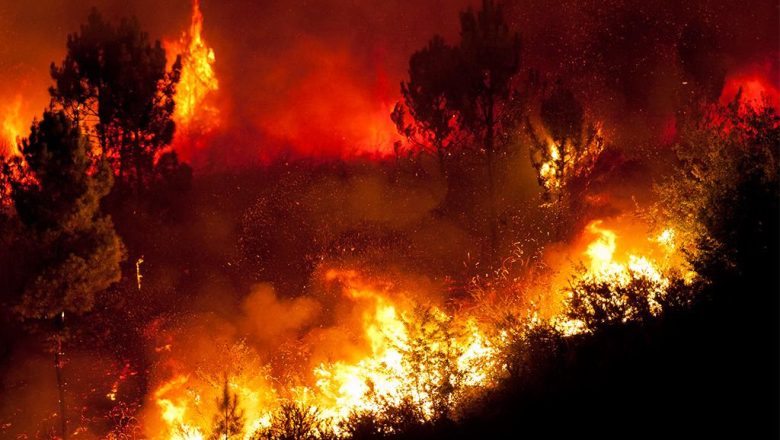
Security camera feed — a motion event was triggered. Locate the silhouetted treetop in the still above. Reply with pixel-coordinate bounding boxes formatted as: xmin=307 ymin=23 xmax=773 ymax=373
xmin=393 ymin=35 xmax=460 ymax=171
xmin=50 ymin=8 xmax=181 ymax=193
xmin=11 ymin=111 xmax=123 ymax=319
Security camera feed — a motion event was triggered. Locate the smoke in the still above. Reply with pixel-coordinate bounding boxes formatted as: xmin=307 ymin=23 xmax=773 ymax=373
xmin=240 ymin=283 xmax=321 ymax=352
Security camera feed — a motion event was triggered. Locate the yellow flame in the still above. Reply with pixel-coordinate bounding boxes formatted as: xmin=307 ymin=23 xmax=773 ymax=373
xmin=534 ymin=125 xmax=605 ymax=197
xmin=166 ymin=0 xmax=219 ymax=134
xmin=1 ymin=95 xmax=25 ymax=156
xmin=538 ymin=141 xmax=562 ymax=190
xmin=152 ymin=270 xmax=500 ymax=438
xmin=552 ymin=220 xmax=689 ymax=334
xmin=150 ymin=223 xmax=693 ymax=438
xmin=585 ymin=220 xmax=618 ymax=273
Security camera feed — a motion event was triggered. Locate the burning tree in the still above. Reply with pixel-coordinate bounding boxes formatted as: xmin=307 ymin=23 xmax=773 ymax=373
xmin=251 ymin=403 xmax=333 ymax=440
xmin=210 ymin=379 xmax=246 ymax=440
xmin=49 ymin=9 xmax=181 ymax=193
xmin=564 ymin=265 xmax=667 ymax=332
xmin=165 ymin=0 xmax=220 ymax=137
xmin=526 ymin=84 xmax=604 ymax=204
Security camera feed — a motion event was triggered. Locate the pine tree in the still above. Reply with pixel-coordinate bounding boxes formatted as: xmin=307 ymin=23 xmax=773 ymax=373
xmin=209 ymin=378 xmax=245 ymax=440
xmin=50 ymin=8 xmax=181 ymax=193
xmin=392 ymin=35 xmax=460 ymax=177
xmin=9 ymin=110 xmax=124 ymax=439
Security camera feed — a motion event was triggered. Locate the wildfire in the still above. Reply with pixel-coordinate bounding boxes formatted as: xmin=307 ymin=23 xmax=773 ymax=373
xmin=537 ymin=141 xmax=562 ymax=191
xmin=532 ymin=125 xmax=605 ymax=200
xmin=720 ymin=63 xmax=780 ymax=110
xmin=150 ymin=270 xmax=501 ymax=439
xmin=312 ymin=270 xmax=498 ymax=425
xmin=148 ymin=223 xmax=692 ymax=438
xmin=551 ymin=219 xmax=694 ymax=335
xmin=584 ymin=219 xmax=668 ymax=293
xmin=166 ymin=0 xmax=220 ymax=141
xmin=1 ymin=95 xmax=26 ymax=156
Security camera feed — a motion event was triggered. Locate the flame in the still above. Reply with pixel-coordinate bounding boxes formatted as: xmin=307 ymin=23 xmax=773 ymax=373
xmin=1 ymin=95 xmax=26 ymax=156
xmin=164 ymin=2 xmax=402 ymax=163
xmin=719 ymin=62 xmax=780 ymax=110
xmin=537 ymin=141 xmax=562 ymax=191
xmin=150 ymin=270 xmax=500 ymax=438
xmin=580 ymin=220 xmax=684 ymax=279
xmin=106 ymin=362 xmax=135 ymax=402
xmin=551 ymin=219 xmax=694 ymax=335
xmin=153 ymin=375 xmax=211 ymax=440
xmin=147 ymin=221 xmax=695 ymax=438
xmin=165 ymin=0 xmax=220 ymax=160
xmin=312 ymin=270 xmax=498 ymax=424
xmin=534 ymin=126 xmax=605 ymax=198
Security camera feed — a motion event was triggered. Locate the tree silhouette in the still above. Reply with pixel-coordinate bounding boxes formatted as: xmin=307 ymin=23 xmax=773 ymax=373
xmin=564 ymin=269 xmax=667 ymax=332
xmin=455 ymin=0 xmax=522 ymax=257
xmin=251 ymin=402 xmax=332 ymax=440
xmin=12 ymin=111 xmax=123 ymax=319
xmin=209 ymin=378 xmax=245 ymax=440
xmin=392 ymin=36 xmax=460 ymax=178
xmin=50 ymin=8 xmax=181 ymax=193
xmin=9 ymin=110 xmax=124 ymax=439
xmin=397 ymin=0 xmax=522 ymax=260
xmin=656 ymin=93 xmax=779 ymax=295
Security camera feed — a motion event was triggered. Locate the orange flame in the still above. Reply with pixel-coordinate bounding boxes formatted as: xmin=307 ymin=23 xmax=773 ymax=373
xmin=165 ymin=0 xmax=220 ymax=160
xmin=147 ymin=221 xmax=694 ymax=438
xmin=549 ymin=219 xmax=695 ymax=335
xmin=1 ymin=95 xmax=26 ymax=156
xmin=150 ymin=270 xmax=500 ymax=438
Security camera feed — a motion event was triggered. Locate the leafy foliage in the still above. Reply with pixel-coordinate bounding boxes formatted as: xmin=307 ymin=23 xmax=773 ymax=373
xmin=564 ymin=268 xmax=665 ymax=331
xmin=655 ymin=94 xmax=779 ymax=287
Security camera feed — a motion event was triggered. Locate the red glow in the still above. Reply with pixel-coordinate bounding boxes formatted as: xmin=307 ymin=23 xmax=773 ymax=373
xmin=252 ymin=40 xmax=401 ymax=161
xmin=719 ymin=61 xmax=780 ymax=109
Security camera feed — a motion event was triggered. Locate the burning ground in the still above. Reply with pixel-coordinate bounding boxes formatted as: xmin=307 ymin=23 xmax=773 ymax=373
xmin=0 ymin=0 xmax=778 ymax=439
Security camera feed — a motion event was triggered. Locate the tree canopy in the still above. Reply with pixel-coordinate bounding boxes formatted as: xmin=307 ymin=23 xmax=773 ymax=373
xmin=10 ymin=110 xmax=123 ymax=319
xmin=50 ymin=8 xmax=181 ymax=193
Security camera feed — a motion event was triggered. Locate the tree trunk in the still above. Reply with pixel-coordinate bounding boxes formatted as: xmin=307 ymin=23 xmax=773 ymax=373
xmin=436 ymin=142 xmax=452 ymax=206
xmin=54 ymin=313 xmax=67 ymax=440
xmin=135 ymin=130 xmax=145 ymax=194
xmin=484 ymin=96 xmax=499 ymax=264
xmin=118 ymin=132 xmax=126 ymax=195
